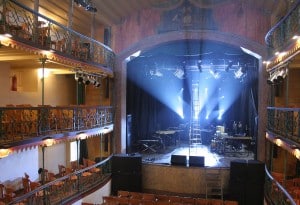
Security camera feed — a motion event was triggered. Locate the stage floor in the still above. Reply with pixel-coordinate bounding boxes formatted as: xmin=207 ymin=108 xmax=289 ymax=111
xmin=139 ymin=142 xmax=255 ymax=167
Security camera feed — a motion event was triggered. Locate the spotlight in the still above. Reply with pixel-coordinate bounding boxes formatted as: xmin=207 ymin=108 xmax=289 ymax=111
xmin=225 ymin=61 xmax=233 ymax=72
xmin=174 ymin=68 xmax=185 ymax=79
xmin=95 ymin=82 xmax=101 ymax=87
xmin=84 ymin=77 xmax=90 ymax=85
xmin=86 ymin=5 xmax=97 ymax=12
xmin=78 ymin=76 xmax=83 ymax=83
xmin=197 ymin=61 xmax=202 ymax=72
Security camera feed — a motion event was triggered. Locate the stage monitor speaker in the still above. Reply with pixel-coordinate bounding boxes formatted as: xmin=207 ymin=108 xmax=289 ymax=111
xmin=189 ymin=156 xmax=205 ymax=167
xmin=171 ymin=155 xmax=187 ymax=166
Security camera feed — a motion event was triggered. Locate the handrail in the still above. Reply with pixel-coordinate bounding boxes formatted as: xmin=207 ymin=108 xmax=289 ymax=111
xmin=264 ymin=0 xmax=300 ymax=50
xmin=0 ymin=0 xmax=115 ymax=70
xmin=265 ymin=166 xmax=296 ymax=205
xmin=9 ymin=0 xmax=112 ymax=52
xmin=8 ymin=155 xmax=113 ymax=205
xmin=0 ymin=105 xmax=114 ymax=146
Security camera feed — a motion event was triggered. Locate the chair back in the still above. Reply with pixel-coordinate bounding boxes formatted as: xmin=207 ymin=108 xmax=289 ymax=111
xmin=22 ymin=177 xmax=30 ymax=193
xmin=0 ymin=184 xmax=5 ymax=199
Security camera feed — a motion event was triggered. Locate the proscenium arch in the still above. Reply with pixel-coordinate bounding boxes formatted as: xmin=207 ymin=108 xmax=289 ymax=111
xmin=114 ymin=30 xmax=268 ymax=162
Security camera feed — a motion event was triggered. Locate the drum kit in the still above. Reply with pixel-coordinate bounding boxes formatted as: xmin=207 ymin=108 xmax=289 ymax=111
xmin=210 ymin=123 xmax=247 ymax=154
xmin=210 ymin=126 xmax=226 ymax=154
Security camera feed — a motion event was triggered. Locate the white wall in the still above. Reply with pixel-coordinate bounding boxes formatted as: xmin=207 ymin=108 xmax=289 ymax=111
xmin=0 ymin=142 xmax=68 ymax=190
xmin=0 ymin=148 xmax=39 ymax=190
xmin=38 ymin=142 xmax=67 ymax=174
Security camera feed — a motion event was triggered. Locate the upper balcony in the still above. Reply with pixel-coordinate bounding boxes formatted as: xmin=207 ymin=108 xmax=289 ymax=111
xmin=0 ymin=0 xmax=114 ymax=76
xmin=264 ymin=1 xmax=300 ymax=71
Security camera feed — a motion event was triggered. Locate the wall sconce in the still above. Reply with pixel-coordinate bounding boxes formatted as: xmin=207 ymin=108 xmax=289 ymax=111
xmin=0 ymin=34 xmax=12 ymax=46
xmin=294 ymin=148 xmax=300 ymax=159
xmin=275 ymin=138 xmax=282 ymax=147
xmin=0 ymin=147 xmax=11 ymax=158
xmin=77 ymin=132 xmax=87 ymax=140
xmin=42 ymin=136 xmax=54 ymax=147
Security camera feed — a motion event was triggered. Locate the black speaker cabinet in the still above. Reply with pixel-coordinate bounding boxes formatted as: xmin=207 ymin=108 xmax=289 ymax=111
xmin=229 ymin=160 xmax=265 ymax=205
xmin=111 ymin=154 xmax=142 ymax=195
xmin=112 ymin=154 xmax=142 ymax=173
xmin=171 ymin=155 xmax=187 ymax=166
xmin=189 ymin=156 xmax=205 ymax=167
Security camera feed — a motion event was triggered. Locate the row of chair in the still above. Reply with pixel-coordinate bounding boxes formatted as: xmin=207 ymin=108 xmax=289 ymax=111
xmin=101 ymin=191 xmax=238 ymax=205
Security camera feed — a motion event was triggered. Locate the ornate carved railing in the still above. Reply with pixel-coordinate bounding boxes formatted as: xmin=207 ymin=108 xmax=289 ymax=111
xmin=267 ymin=107 xmax=300 ymax=142
xmin=265 ymin=0 xmax=300 ymax=51
xmin=8 ymin=155 xmax=112 ymax=205
xmin=0 ymin=0 xmax=115 ymax=70
xmin=265 ymin=166 xmax=296 ymax=205
xmin=0 ymin=105 xmax=113 ymax=145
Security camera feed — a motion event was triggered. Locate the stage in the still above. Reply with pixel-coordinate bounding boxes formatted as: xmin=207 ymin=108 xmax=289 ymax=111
xmin=138 ymin=141 xmax=255 ymax=168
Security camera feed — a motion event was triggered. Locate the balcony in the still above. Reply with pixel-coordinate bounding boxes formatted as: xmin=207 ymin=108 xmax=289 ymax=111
xmin=6 ymin=155 xmax=112 ymax=205
xmin=0 ymin=0 xmax=114 ymax=75
xmin=0 ymin=105 xmax=113 ymax=148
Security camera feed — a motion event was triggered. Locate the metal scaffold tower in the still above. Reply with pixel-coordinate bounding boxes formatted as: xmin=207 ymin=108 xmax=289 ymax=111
xmin=189 ymin=83 xmax=202 ymax=149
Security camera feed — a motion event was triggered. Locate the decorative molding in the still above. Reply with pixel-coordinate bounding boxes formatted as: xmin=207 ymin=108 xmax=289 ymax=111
xmin=157 ymin=1 xmax=217 ymax=33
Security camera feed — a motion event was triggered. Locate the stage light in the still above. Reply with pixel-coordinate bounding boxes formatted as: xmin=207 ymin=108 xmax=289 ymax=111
xmin=234 ymin=67 xmax=243 ymax=79
xmin=225 ymin=61 xmax=233 ymax=72
xmin=217 ymin=109 xmax=224 ymax=120
xmin=209 ymin=68 xmax=220 ymax=79
xmin=197 ymin=61 xmax=202 ymax=72
xmin=174 ymin=68 xmax=185 ymax=79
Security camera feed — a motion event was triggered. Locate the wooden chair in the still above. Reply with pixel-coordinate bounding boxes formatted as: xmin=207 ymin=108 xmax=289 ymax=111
xmin=181 ymin=197 xmax=195 ymax=205
xmin=129 ymin=198 xmax=142 ymax=205
xmin=156 ymin=194 xmax=170 ymax=202
xmin=156 ymin=201 xmax=170 ymax=205
xmin=0 ymin=184 xmax=5 ymax=199
xmin=130 ymin=191 xmax=142 ymax=199
xmin=116 ymin=196 xmax=130 ymax=205
xmin=118 ymin=190 xmax=130 ymax=198
xmin=22 ymin=177 xmax=31 ymax=193
xmin=208 ymin=199 xmax=223 ymax=205
xmin=142 ymin=193 xmax=156 ymax=201
xmin=70 ymin=160 xmax=79 ymax=171
xmin=223 ymin=200 xmax=238 ymax=205
xmin=87 ymin=159 xmax=101 ymax=173
xmin=169 ymin=196 xmax=181 ymax=203
xmin=141 ymin=200 xmax=156 ymax=205
xmin=58 ymin=164 xmax=67 ymax=176
xmin=294 ymin=178 xmax=300 ymax=187
xmin=103 ymin=196 xmax=118 ymax=205
xmin=0 ymin=184 xmax=15 ymax=203
xmin=194 ymin=198 xmax=208 ymax=205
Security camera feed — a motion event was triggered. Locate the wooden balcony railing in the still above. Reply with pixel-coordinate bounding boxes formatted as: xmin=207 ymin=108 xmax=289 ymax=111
xmin=265 ymin=1 xmax=300 ymax=51
xmin=8 ymin=155 xmax=112 ymax=205
xmin=0 ymin=105 xmax=113 ymax=146
xmin=267 ymin=107 xmax=300 ymax=143
xmin=0 ymin=0 xmax=115 ymax=70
